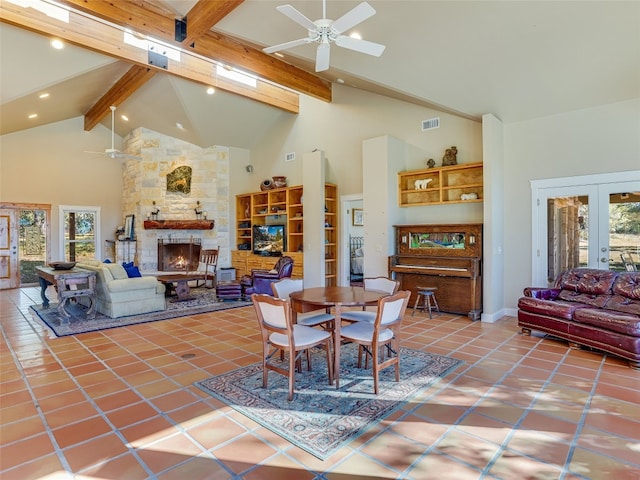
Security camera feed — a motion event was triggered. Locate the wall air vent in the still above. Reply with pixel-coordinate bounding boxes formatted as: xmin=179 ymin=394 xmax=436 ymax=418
xmin=421 ymin=117 xmax=440 ymax=131
xmin=285 ymin=152 xmax=295 ymax=162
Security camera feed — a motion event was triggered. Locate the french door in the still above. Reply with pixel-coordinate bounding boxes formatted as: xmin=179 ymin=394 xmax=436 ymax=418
xmin=532 ymin=173 xmax=640 ymax=286
xmin=0 ymin=203 xmax=50 ymax=289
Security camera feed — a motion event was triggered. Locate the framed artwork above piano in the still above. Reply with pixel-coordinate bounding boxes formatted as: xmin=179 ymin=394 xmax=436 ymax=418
xmin=390 ymin=224 xmax=483 ymax=320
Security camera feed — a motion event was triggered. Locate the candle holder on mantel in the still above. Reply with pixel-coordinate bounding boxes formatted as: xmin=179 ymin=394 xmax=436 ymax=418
xmin=150 ymin=201 xmax=160 ymax=221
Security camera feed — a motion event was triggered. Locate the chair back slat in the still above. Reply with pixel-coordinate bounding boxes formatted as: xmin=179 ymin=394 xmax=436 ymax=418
xmin=364 ymin=277 xmax=400 ymax=295
xmin=272 ymin=278 xmax=304 ymax=299
xmin=375 ymin=290 xmax=411 ymax=328
xmin=380 ymin=296 xmax=407 ymax=325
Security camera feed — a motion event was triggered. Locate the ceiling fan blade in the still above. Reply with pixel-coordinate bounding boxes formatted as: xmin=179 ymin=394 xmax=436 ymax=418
xmin=331 ymin=2 xmax=376 ymax=34
xmin=335 ymin=35 xmax=385 ymax=57
xmin=315 ymin=42 xmax=330 ymax=72
xmin=263 ymin=37 xmax=312 ymax=54
xmin=276 ymin=4 xmax=317 ymax=31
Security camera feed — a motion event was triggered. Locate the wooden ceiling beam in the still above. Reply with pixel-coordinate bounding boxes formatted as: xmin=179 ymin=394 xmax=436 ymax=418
xmin=84 ymin=65 xmax=157 ymax=131
xmin=57 ymin=0 xmax=332 ymax=102
xmin=83 ymin=0 xmax=241 ymax=131
xmin=0 ymin=0 xmax=300 ymax=113
xmin=180 ymin=0 xmax=245 ymax=47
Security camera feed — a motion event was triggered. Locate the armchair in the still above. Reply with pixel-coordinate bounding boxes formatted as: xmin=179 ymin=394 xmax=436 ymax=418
xmin=241 ymin=256 xmax=294 ymax=295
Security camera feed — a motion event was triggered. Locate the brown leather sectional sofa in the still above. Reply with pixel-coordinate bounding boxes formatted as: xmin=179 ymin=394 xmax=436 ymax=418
xmin=518 ymin=268 xmax=640 ymax=369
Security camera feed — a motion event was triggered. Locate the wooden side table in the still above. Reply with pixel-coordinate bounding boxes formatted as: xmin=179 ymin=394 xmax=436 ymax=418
xmin=35 ymin=266 xmax=97 ymax=323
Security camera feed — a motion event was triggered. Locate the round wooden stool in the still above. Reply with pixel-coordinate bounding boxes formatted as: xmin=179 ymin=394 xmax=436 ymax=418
xmin=412 ymin=287 xmax=440 ymax=318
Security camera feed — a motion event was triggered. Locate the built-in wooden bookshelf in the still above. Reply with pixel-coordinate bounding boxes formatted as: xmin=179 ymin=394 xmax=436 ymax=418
xmin=398 ymin=162 xmax=483 ymax=207
xmin=234 ymin=183 xmax=338 ymax=285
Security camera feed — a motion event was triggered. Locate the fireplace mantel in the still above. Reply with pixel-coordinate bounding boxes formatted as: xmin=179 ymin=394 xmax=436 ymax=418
xmin=143 ymin=220 xmax=214 ymax=230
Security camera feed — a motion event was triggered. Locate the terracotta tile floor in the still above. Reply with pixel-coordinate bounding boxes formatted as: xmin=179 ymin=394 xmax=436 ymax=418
xmin=1 ymin=286 xmax=639 ymax=480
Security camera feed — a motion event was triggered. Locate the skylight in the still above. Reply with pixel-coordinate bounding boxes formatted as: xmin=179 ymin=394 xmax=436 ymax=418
xmin=215 ymin=65 xmax=257 ymax=88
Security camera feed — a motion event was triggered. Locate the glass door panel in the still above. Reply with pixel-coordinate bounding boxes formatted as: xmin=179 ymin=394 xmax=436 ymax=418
xmin=599 ymin=188 xmax=640 ymax=272
xmin=19 ymin=209 xmax=47 ymax=285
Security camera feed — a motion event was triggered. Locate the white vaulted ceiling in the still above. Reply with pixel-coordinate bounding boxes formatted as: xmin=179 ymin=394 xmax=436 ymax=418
xmin=1 ymin=1 xmax=638 ymax=148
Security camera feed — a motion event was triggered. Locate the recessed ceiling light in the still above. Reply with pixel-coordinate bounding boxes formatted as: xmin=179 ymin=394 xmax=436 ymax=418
xmin=38 ymin=92 xmax=50 ymax=99
xmin=120 ymin=115 xmax=129 ymax=121
xmin=336 ymin=78 xmax=345 ymax=84
xmin=274 ymin=52 xmax=284 ymax=58
xmin=28 ymin=113 xmax=38 ymax=119
xmin=349 ymin=32 xmax=362 ymax=40
xmin=206 ymin=86 xmax=215 ymax=95
xmin=50 ymin=39 xmax=64 ymax=50
xmin=176 ymin=122 xmax=184 ymax=130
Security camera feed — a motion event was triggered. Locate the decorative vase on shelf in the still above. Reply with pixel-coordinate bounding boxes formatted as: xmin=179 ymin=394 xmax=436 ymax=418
xmin=260 ymin=179 xmax=273 ymax=191
xmin=272 ymin=176 xmax=287 ymax=188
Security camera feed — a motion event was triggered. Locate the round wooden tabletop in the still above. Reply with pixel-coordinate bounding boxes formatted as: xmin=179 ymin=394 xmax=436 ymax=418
xmin=290 ymin=286 xmax=383 ymax=307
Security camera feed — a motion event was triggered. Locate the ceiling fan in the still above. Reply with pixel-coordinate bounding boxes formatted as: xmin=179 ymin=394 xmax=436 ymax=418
xmin=86 ymin=105 xmax=141 ymax=160
xmin=263 ymin=0 xmax=385 ymax=72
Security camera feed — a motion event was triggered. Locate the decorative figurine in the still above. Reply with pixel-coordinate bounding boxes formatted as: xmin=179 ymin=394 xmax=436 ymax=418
xmin=442 ymin=146 xmax=458 ymax=166
xmin=426 ymin=158 xmax=436 ymax=168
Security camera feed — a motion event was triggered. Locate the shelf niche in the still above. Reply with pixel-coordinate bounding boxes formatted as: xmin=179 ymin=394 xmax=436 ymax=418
xmin=143 ymin=220 xmax=214 ymax=230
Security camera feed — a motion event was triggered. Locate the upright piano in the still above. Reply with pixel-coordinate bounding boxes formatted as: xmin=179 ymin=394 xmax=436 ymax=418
xmin=389 ymin=224 xmax=482 ymax=320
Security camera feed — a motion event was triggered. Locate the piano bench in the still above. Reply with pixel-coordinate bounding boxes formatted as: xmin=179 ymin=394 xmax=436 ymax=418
xmin=412 ymin=287 xmax=440 ymax=318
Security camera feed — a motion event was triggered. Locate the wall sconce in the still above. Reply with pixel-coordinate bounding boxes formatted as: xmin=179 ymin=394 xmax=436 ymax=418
xmin=149 ymin=201 xmax=160 ymax=220
xmin=194 ymin=201 xmax=203 ymax=219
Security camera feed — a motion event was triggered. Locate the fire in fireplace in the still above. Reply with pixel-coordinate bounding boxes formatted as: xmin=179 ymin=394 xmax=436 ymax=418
xmin=157 ymin=238 xmax=202 ymax=272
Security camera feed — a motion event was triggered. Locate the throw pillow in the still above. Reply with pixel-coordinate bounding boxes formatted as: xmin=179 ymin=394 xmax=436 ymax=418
xmin=122 ymin=261 xmax=142 ymax=278
xmin=103 ymin=259 xmax=112 ymax=263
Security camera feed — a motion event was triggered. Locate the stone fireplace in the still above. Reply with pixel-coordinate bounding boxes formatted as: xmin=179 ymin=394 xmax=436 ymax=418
xmin=120 ymin=127 xmax=231 ymax=272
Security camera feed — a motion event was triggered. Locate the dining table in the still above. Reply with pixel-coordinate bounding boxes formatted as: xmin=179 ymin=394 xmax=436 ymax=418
xmin=289 ymin=286 xmax=387 ymax=388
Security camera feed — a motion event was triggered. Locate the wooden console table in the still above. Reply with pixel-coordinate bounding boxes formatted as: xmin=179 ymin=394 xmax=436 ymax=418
xmin=35 ymin=266 xmax=97 ymax=323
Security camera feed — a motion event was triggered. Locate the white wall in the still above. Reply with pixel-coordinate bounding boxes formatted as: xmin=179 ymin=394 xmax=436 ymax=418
xmin=241 ymin=84 xmax=483 ymax=195
xmin=0 ymin=117 xmax=119 ymax=259
xmin=482 ymin=114 xmax=505 ymax=322
xmin=502 ymin=98 xmax=640 ymax=310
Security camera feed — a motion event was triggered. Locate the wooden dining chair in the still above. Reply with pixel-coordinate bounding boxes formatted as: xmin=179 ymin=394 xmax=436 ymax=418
xmin=339 ymin=290 xmax=410 ymax=394
xmin=252 ymin=294 xmax=333 ymax=401
xmin=271 ymin=278 xmax=334 ymax=330
xmin=340 ymin=276 xmax=400 ymax=323
xmin=195 ymin=247 xmax=219 ymax=288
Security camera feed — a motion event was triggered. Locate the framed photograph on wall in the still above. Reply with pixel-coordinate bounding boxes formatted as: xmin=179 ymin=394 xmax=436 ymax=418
xmin=352 ymin=209 xmax=364 ymax=226
xmin=124 ymin=214 xmax=135 ymax=240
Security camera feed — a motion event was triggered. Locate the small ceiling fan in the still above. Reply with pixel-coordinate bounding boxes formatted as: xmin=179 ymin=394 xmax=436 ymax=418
xmin=263 ymin=0 xmax=385 ymax=72
xmin=86 ymin=105 xmax=141 ymax=160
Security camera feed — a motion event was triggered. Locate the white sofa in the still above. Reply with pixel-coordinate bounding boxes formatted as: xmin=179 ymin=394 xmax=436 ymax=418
xmin=77 ymin=260 xmax=166 ymax=318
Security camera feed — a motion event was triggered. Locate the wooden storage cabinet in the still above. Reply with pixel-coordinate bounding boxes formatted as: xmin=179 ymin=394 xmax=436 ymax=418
xmin=231 ymin=250 xmax=304 ymax=279
xmin=398 ymin=162 xmax=483 ymax=207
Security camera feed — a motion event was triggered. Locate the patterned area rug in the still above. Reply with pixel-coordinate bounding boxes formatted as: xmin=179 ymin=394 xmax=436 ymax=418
xmin=29 ymin=288 xmax=251 ymax=337
xmin=195 ymin=344 xmax=462 ymax=460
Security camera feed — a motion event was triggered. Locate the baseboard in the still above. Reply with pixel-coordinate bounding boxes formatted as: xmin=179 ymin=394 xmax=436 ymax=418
xmin=481 ymin=307 xmax=517 ymax=323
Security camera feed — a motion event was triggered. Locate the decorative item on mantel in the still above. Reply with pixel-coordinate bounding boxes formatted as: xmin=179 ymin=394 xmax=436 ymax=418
xmin=260 ymin=179 xmax=273 ymax=191
xmin=426 ymin=158 xmax=436 ymax=168
xmin=148 ymin=201 xmax=161 ymax=221
xmin=194 ymin=201 xmax=207 ymax=220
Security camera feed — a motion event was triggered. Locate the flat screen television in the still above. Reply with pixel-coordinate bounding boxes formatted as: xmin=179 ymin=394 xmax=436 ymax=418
xmin=253 ymin=224 xmax=286 ymax=256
